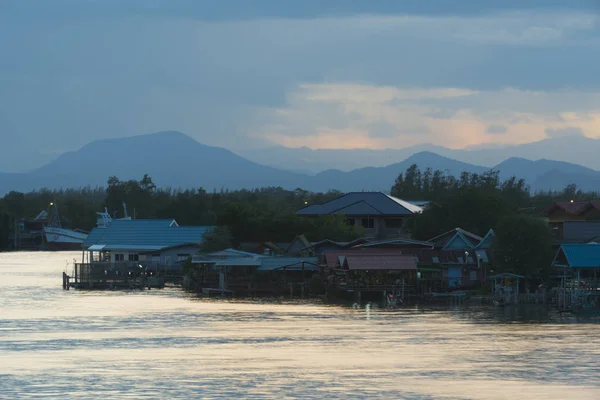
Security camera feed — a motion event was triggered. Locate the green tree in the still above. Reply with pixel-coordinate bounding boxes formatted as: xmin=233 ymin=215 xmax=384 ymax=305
xmin=200 ymin=226 xmax=234 ymax=253
xmin=105 ymin=175 xmax=157 ymax=218
xmin=409 ymin=187 xmax=506 ymax=240
xmin=3 ymin=191 xmax=25 ymax=218
xmin=0 ymin=211 xmax=10 ymax=250
xmin=493 ymin=214 xmax=554 ymax=279
xmin=314 ymin=214 xmax=365 ymax=242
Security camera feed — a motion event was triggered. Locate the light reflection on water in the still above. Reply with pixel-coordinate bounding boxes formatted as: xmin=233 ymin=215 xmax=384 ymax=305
xmin=1 ymin=252 xmax=599 ymax=399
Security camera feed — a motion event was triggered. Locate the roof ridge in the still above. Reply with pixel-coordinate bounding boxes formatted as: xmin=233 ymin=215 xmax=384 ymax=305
xmin=329 ymin=199 xmax=383 ymax=215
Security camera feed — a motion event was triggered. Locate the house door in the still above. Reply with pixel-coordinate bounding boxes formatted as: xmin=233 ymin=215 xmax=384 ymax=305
xmin=448 ymin=266 xmax=462 ymax=288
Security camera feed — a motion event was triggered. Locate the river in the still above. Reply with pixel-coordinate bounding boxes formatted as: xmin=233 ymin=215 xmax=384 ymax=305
xmin=1 ymin=252 xmax=599 ymax=399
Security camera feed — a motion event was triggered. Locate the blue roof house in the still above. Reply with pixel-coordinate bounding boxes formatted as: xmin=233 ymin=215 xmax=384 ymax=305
xmin=553 ymin=244 xmax=600 ymax=291
xmin=553 ymin=244 xmax=600 ymax=269
xmin=83 ymin=219 xmax=213 ymax=265
xmin=297 ymin=192 xmax=423 ymax=240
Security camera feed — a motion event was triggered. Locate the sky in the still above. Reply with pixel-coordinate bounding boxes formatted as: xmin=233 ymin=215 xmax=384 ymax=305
xmin=1 ymin=0 xmax=600 ymax=171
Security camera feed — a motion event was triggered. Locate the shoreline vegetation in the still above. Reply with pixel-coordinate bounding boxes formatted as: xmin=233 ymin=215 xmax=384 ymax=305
xmin=1 ymin=166 xmax=598 ymax=282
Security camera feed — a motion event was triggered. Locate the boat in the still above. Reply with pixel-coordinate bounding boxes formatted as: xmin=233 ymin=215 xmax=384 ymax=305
xmin=43 ymin=203 xmax=88 ymax=250
xmin=95 ymin=202 xmax=132 ymax=228
xmin=571 ymin=292 xmax=600 ymax=316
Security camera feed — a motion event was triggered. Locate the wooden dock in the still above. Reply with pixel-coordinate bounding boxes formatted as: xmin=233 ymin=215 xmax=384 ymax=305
xmin=63 ymin=262 xmax=182 ymax=290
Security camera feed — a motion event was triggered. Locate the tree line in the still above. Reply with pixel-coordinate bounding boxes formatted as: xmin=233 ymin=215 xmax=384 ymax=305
xmin=391 ymin=165 xmax=600 ymax=279
xmin=0 ymin=175 xmax=362 ymax=250
xmin=1 ymin=167 xmax=598 ymax=280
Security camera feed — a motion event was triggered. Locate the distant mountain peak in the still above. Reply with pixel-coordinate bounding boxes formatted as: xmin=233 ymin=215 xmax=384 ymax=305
xmin=405 ymin=150 xmax=449 ymax=160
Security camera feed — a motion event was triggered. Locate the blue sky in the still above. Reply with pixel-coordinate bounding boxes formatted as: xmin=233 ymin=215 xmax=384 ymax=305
xmin=1 ymin=0 xmax=599 ymax=171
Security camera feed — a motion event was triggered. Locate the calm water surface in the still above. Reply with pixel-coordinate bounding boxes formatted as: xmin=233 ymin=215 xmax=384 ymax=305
xmin=1 ymin=252 xmax=600 ymax=399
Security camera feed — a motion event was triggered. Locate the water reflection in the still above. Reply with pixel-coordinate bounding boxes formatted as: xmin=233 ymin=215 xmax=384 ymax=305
xmin=1 ymin=252 xmax=599 ymax=399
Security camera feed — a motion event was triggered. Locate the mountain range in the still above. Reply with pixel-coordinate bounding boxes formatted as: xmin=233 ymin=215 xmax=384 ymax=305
xmin=235 ymin=135 xmax=600 ymax=174
xmin=0 ymin=131 xmax=599 ymax=196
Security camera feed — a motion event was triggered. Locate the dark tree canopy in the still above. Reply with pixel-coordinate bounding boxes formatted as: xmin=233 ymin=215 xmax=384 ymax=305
xmin=200 ymin=226 xmax=234 ymax=253
xmin=493 ymin=214 xmax=554 ymax=279
xmin=0 ymin=177 xmax=362 ymax=250
xmin=0 ymin=169 xmax=597 ymax=259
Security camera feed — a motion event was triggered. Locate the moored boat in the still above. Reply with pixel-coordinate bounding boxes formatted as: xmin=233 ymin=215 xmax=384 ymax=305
xmin=43 ymin=203 xmax=88 ymax=250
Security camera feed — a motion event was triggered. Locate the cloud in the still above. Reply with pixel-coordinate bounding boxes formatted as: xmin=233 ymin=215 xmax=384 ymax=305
xmin=1 ymin=6 xmax=600 ymax=170
xmin=544 ymin=127 xmax=585 ymax=138
xmin=250 ymin=82 xmax=600 ymax=150
xmin=486 ymin=124 xmax=508 ymax=134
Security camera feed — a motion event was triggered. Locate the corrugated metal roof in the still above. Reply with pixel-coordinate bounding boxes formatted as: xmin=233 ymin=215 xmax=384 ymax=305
xmin=360 ymin=238 xmax=434 ymax=248
xmin=207 ymin=248 xmax=266 ymax=258
xmin=544 ymin=201 xmax=600 ymax=216
xmin=442 ymin=231 xmax=476 ymax=251
xmin=383 ymin=194 xmax=424 ymax=214
xmin=104 ymin=245 xmax=164 ymax=251
xmin=406 ymin=200 xmax=431 ymax=208
xmin=475 ymin=229 xmax=495 ymax=249
xmin=257 ymin=257 xmax=319 ymax=271
xmin=488 ymin=273 xmax=524 ymax=279
xmin=555 ymin=244 xmax=600 ymax=268
xmin=216 ymin=258 xmax=262 ymax=267
xmin=324 ymin=249 xmax=402 ymax=268
xmin=84 ymin=219 xmax=213 ymax=251
xmin=297 ymin=192 xmax=422 ymax=216
xmin=429 ymin=227 xmax=483 ymax=247
xmin=345 ymin=255 xmax=417 ymax=270
xmin=302 ymin=238 xmax=369 ymax=251
xmin=84 ymin=228 xmax=106 ymax=247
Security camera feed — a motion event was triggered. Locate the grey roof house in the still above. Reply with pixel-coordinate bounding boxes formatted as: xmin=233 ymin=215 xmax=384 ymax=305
xmin=296 ymin=192 xmax=423 ymax=240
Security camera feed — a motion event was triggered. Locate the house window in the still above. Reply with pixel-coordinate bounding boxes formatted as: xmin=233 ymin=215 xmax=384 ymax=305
xmin=361 ymin=218 xmax=375 ymax=229
xmin=114 ymin=253 xmax=124 ymax=262
xmin=177 ymin=253 xmax=190 ymax=262
xmin=385 ymin=218 xmax=404 ymax=229
xmin=470 ymin=271 xmax=477 ymax=281
xmin=346 ymin=218 xmax=355 ymax=226
xmin=128 ymin=254 xmax=139 ymax=262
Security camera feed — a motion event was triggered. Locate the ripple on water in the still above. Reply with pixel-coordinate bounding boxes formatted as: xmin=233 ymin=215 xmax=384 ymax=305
xmin=1 ymin=252 xmax=600 ymax=399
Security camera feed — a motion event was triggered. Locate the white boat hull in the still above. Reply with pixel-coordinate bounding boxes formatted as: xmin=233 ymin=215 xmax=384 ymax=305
xmin=44 ymin=227 xmax=88 ymax=250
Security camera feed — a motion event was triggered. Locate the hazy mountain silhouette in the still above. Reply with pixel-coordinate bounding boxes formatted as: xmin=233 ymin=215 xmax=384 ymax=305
xmin=0 ymin=131 xmax=598 ymax=195
xmin=306 ymin=152 xmax=488 ymax=192
xmin=236 ymin=135 xmax=600 ymax=173
xmin=0 ymin=131 xmax=306 ymax=194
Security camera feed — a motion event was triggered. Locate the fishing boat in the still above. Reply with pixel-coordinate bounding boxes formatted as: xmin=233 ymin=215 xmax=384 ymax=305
xmin=43 ymin=203 xmax=88 ymax=250
xmin=95 ymin=203 xmax=132 ymax=228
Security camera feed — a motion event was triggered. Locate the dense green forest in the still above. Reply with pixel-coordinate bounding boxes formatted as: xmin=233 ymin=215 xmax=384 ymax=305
xmin=0 ymin=167 xmax=598 ymax=259
xmin=0 ymin=174 xmax=360 ymax=249
xmin=389 ymin=165 xmax=595 ymax=240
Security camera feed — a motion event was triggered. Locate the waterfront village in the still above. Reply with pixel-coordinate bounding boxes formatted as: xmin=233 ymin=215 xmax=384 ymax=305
xmin=54 ymin=191 xmax=600 ymax=315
